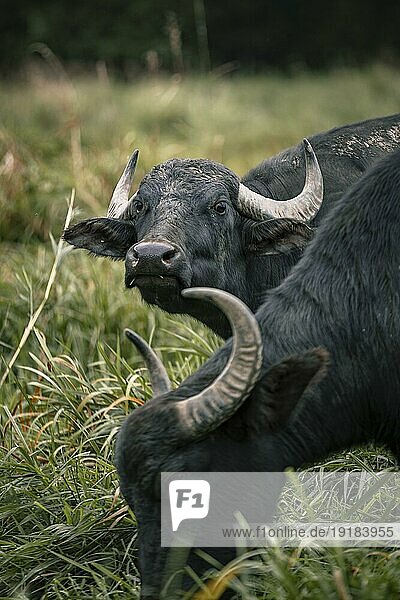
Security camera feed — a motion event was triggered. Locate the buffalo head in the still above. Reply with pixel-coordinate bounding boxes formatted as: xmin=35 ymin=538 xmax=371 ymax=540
xmin=64 ymin=143 xmax=323 ymax=336
xmin=115 ymin=287 xmax=328 ymax=597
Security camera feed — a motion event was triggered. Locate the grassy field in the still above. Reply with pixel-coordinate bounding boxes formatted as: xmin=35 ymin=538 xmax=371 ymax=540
xmin=1 ymin=65 xmax=400 ymax=598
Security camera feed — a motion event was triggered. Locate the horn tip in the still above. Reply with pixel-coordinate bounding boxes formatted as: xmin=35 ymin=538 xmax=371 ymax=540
xmin=125 ymin=328 xmax=140 ymax=344
xmin=182 ymin=286 xmax=224 ymax=302
xmin=125 ymin=328 xmax=153 ymax=355
xmin=182 ymin=287 xmax=198 ymax=298
xmin=127 ymin=149 xmax=139 ymax=169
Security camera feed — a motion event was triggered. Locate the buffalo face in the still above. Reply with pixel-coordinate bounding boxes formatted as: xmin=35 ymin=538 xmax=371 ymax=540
xmin=122 ymin=160 xmax=247 ymax=320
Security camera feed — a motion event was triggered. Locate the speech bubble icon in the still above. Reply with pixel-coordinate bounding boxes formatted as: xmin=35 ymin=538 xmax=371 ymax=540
xmin=169 ymin=480 xmax=210 ymax=532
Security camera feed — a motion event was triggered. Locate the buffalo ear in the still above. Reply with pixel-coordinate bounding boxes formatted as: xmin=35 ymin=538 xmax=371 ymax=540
xmin=246 ymin=218 xmax=315 ymax=255
xmin=63 ymin=218 xmax=136 ymax=259
xmin=248 ymin=348 xmax=329 ymax=433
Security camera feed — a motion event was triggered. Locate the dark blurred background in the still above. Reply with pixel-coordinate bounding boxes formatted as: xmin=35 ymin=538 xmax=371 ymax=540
xmin=3 ymin=0 xmax=400 ymax=76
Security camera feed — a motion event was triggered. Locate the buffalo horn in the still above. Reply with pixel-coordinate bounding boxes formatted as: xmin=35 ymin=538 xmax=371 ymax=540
xmin=237 ymin=139 xmax=323 ymax=222
xmin=125 ymin=329 xmax=172 ymax=396
xmin=107 ymin=150 xmax=139 ymax=218
xmin=176 ymin=288 xmax=262 ymax=437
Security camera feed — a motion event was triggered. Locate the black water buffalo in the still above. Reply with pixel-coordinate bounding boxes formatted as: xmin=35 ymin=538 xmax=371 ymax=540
xmin=115 ymin=148 xmax=400 ymax=598
xmin=64 ymin=113 xmax=400 ymax=337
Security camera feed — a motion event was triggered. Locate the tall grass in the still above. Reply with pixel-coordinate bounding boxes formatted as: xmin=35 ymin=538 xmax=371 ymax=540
xmin=1 ymin=65 xmax=400 ymax=597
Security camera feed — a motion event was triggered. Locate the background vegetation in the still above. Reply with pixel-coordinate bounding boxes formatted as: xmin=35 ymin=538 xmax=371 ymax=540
xmin=2 ymin=1 xmax=400 ymax=76
xmin=1 ymin=65 xmax=400 ymax=597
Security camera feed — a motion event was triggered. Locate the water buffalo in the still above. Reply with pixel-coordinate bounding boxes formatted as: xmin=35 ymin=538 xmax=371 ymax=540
xmin=64 ymin=113 xmax=400 ymax=337
xmin=115 ymin=147 xmax=400 ymax=597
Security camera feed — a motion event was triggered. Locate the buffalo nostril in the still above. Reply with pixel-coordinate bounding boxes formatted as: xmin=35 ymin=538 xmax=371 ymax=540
xmin=128 ymin=248 xmax=139 ymax=266
xmin=162 ymin=248 xmax=177 ymax=264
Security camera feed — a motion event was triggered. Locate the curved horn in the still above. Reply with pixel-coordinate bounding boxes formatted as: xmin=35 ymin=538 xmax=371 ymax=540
xmin=107 ymin=150 xmax=139 ymax=218
xmin=177 ymin=288 xmax=262 ymax=437
xmin=237 ymin=139 xmax=323 ymax=222
xmin=125 ymin=329 xmax=172 ymax=396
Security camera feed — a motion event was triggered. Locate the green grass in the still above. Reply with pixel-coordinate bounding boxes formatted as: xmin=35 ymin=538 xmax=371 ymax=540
xmin=1 ymin=65 xmax=400 ymax=598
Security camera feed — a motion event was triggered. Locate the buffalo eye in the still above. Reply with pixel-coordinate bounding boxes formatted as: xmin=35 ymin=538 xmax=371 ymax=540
xmin=132 ymin=198 xmax=145 ymax=214
xmin=213 ymin=200 xmax=227 ymax=215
